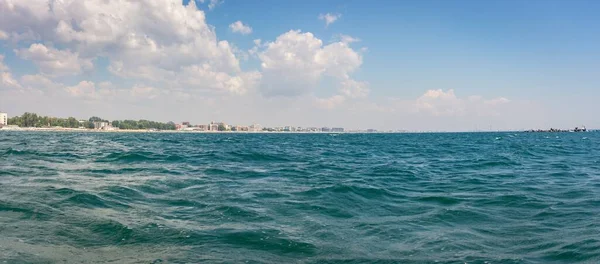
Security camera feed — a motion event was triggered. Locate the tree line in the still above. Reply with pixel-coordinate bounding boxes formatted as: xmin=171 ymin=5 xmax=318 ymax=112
xmin=7 ymin=112 xmax=176 ymax=130
xmin=111 ymin=120 xmax=176 ymax=130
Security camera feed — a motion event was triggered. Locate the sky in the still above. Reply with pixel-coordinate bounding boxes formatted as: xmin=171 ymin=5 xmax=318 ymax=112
xmin=1 ymin=0 xmax=599 ymax=131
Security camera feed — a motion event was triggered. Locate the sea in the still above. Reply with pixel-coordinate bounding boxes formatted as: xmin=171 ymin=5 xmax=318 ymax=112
xmin=0 ymin=131 xmax=599 ymax=263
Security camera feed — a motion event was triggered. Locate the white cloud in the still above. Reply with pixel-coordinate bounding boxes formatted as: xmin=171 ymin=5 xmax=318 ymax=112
xmin=15 ymin=43 xmax=93 ymax=77
xmin=318 ymin=13 xmax=341 ymax=27
xmin=258 ymin=30 xmax=364 ymax=99
xmin=1 ymin=0 xmax=252 ymax=95
xmin=96 ymin=81 xmax=118 ymax=97
xmin=339 ymin=79 xmax=369 ymax=98
xmin=414 ymin=89 xmax=510 ymax=117
xmin=248 ymin=39 xmax=264 ymax=57
xmin=0 ymin=55 xmax=21 ymax=89
xmin=229 ymin=21 xmax=252 ymax=35
xmin=1 ymin=72 xmax=21 ymax=89
xmin=2 ymin=1 xmax=543 ymax=131
xmin=130 ymin=84 xmax=160 ymax=99
xmin=208 ymin=0 xmax=224 ymax=10
xmin=315 ymin=95 xmax=346 ymax=109
xmin=178 ymin=64 xmax=261 ymax=95
xmin=484 ymin=97 xmax=510 ymax=106
xmin=0 ymin=54 xmax=8 ymax=72
xmin=335 ymin=34 xmax=360 ymax=44
xmin=0 ymin=1 xmax=359 ymax=103
xmin=65 ymin=81 xmax=97 ymax=98
xmin=415 ymin=89 xmax=465 ymax=116
xmin=20 ymin=74 xmax=61 ymax=92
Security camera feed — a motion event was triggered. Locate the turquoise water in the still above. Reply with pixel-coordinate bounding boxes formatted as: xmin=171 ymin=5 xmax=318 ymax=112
xmin=1 ymin=132 xmax=599 ymax=263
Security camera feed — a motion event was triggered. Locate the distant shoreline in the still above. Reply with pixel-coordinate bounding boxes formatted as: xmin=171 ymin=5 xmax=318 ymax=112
xmin=0 ymin=127 xmax=352 ymax=134
xmin=1 ymin=127 xmax=596 ymax=134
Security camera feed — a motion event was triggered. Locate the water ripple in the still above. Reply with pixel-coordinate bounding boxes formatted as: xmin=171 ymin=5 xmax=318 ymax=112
xmin=1 ymin=131 xmax=600 ymax=263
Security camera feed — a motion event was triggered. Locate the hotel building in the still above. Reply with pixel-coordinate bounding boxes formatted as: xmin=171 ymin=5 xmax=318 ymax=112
xmin=0 ymin=112 xmax=7 ymax=127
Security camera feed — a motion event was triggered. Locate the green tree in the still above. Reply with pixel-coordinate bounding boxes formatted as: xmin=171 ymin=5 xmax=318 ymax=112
xmin=66 ymin=117 xmax=79 ymax=128
xmin=89 ymin=116 xmax=106 ymax=122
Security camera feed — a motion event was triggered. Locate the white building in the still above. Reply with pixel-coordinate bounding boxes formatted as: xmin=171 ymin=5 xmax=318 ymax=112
xmin=93 ymin=121 xmax=110 ymax=129
xmin=0 ymin=112 xmax=7 ymax=127
xmin=249 ymin=124 xmax=262 ymax=132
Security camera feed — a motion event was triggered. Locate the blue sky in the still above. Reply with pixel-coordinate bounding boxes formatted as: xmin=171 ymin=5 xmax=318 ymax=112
xmin=1 ymin=0 xmax=599 ymax=130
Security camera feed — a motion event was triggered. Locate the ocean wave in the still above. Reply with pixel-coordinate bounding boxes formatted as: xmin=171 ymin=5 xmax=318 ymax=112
xmin=1 ymin=132 xmax=600 ymax=262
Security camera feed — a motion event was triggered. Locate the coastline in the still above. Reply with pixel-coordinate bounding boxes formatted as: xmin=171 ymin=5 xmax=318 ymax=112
xmin=1 ymin=127 xmax=596 ymax=134
xmin=0 ymin=127 xmax=352 ymax=134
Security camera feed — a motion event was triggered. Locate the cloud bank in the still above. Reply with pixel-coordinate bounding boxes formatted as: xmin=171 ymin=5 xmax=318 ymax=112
xmin=0 ymin=0 xmax=529 ymax=130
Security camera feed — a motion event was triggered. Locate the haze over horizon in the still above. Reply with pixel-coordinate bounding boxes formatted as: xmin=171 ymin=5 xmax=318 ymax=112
xmin=1 ymin=0 xmax=599 ymax=131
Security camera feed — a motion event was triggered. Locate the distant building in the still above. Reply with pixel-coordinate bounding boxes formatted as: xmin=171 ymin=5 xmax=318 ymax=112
xmin=197 ymin=124 xmax=209 ymax=131
xmin=210 ymin=122 xmax=228 ymax=131
xmin=0 ymin=112 xmax=7 ymax=127
xmin=249 ymin=124 xmax=262 ymax=132
xmin=93 ymin=121 xmax=110 ymax=130
xmin=102 ymin=125 xmax=118 ymax=131
xmin=209 ymin=122 xmax=219 ymax=131
xmin=232 ymin=125 xmax=249 ymax=132
xmin=182 ymin=122 xmax=191 ymax=127
xmin=331 ymin=127 xmax=344 ymax=132
xmin=321 ymin=127 xmax=331 ymax=132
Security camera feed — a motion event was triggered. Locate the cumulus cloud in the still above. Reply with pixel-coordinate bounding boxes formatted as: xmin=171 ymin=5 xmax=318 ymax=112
xmin=0 ymin=55 xmax=21 ymax=89
xmin=319 ymin=13 xmax=341 ymax=27
xmin=177 ymin=65 xmax=261 ymax=95
xmin=258 ymin=30 xmax=364 ymax=100
xmin=339 ymin=79 xmax=369 ymax=98
xmin=229 ymin=21 xmax=252 ymax=35
xmin=1 ymin=0 xmax=254 ymax=95
xmin=1 ymin=1 xmax=541 ymax=131
xmin=15 ymin=76 xmax=169 ymax=102
xmin=65 ymin=81 xmax=97 ymax=98
xmin=15 ymin=43 xmax=93 ymax=77
xmin=1 ymin=72 xmax=21 ymax=89
xmin=0 ymin=1 xmax=365 ymax=106
xmin=415 ymin=89 xmax=510 ymax=117
xmin=20 ymin=74 xmax=61 ymax=92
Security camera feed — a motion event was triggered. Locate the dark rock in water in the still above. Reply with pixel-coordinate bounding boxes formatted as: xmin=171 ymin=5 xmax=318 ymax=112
xmin=525 ymin=126 xmax=587 ymax=132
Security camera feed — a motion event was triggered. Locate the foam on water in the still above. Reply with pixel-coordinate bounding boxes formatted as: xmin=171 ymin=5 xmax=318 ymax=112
xmin=1 ymin=131 xmax=600 ymax=263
